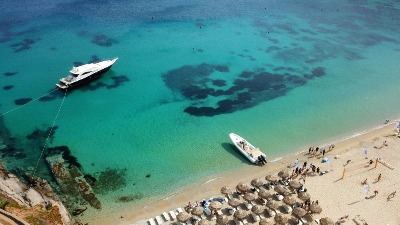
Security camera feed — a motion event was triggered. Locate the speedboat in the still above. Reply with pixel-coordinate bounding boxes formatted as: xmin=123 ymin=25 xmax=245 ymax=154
xmin=229 ymin=133 xmax=267 ymax=165
xmin=56 ymin=57 xmax=118 ymax=90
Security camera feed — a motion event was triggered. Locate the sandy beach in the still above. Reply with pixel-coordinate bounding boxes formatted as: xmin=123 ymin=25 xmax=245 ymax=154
xmin=89 ymin=122 xmax=400 ymax=225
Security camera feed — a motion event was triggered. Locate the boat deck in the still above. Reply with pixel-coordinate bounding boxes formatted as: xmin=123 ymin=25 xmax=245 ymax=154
xmin=242 ymin=146 xmax=264 ymax=159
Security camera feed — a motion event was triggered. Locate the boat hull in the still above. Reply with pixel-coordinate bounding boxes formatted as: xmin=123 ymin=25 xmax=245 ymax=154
xmin=56 ymin=66 xmax=112 ymax=90
xmin=229 ymin=133 xmax=267 ymax=164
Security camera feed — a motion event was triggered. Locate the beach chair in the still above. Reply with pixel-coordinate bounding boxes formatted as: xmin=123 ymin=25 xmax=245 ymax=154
xmin=176 ymin=208 xmax=184 ymax=214
xmin=155 ymin=216 xmax=163 ymax=225
xmin=282 ymin=205 xmax=292 ymax=213
xmin=204 ymin=208 xmax=212 ymax=216
xmin=227 ymin=193 xmax=235 ymax=200
xmin=148 ymin=218 xmax=157 ymax=225
xmin=216 ymin=209 xmax=223 ymax=216
xmin=162 ymin=212 xmax=170 ymax=221
xmin=242 ymin=218 xmax=249 ymax=224
xmin=169 ymin=211 xmax=177 ymax=220
xmin=245 ymin=202 xmax=252 ymax=210
xmin=259 ymin=213 xmax=265 ymax=219
xmin=251 ymin=213 xmax=260 ymax=222
xmin=266 ymin=209 xmax=275 ymax=217
xmin=234 ymin=219 xmax=244 ymax=225
xmin=228 ymin=207 xmax=236 ymax=215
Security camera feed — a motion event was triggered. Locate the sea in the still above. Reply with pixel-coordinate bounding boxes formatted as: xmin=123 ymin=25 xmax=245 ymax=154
xmin=0 ymin=0 xmax=400 ymax=223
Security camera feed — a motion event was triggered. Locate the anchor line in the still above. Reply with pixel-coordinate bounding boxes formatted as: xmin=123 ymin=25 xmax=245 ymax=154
xmin=31 ymin=89 xmax=68 ymax=181
xmin=0 ymin=88 xmax=59 ymax=117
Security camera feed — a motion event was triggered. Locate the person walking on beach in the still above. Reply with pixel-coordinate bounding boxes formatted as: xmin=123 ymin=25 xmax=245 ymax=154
xmin=322 ymin=149 xmax=326 ymax=156
xmin=377 ymin=173 xmax=382 ymax=182
xmin=295 ymin=159 xmax=299 ymax=168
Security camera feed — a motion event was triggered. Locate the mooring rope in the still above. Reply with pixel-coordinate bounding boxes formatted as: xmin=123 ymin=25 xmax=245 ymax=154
xmin=0 ymin=88 xmax=59 ymax=117
xmin=31 ymin=89 xmax=68 ymax=180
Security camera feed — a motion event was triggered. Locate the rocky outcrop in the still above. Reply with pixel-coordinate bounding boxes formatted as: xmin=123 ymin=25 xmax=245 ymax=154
xmin=0 ymin=163 xmax=71 ymax=224
xmin=45 ymin=147 xmax=101 ymax=210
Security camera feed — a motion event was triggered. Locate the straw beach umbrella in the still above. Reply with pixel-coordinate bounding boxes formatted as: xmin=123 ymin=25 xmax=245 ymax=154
xmin=251 ymin=178 xmax=264 ymax=188
xmin=216 ymin=215 xmax=229 ymax=225
xmin=177 ymin=212 xmax=190 ymax=223
xmin=252 ymin=205 xmax=264 ymax=215
xmin=292 ymin=207 xmax=307 ymax=218
xmin=274 ymin=185 xmax=287 ymax=195
xmin=244 ymin=193 xmax=257 ymax=202
xmin=191 ymin=206 xmax=204 ymax=217
xmin=198 ymin=219 xmax=209 ymax=225
xmin=210 ymin=201 xmax=222 ymax=210
xmin=221 ymin=186 xmax=232 ymax=195
xmin=234 ymin=209 xmax=248 ymax=220
xmin=258 ymin=189 xmax=272 ymax=199
xmin=320 ymin=217 xmax=335 ymax=225
xmin=309 ymin=204 xmax=322 ymax=214
xmin=237 ymin=182 xmax=249 ymax=193
xmin=274 ymin=214 xmax=288 ymax=224
xmin=298 ymin=192 xmax=311 ymax=201
xmin=228 ymin=198 xmax=240 ymax=208
xmin=265 ymin=175 xmax=279 ymax=182
xmin=289 ymin=180 xmax=302 ymax=189
xmin=266 ymin=200 xmax=279 ymax=210
xmin=259 ymin=218 xmax=274 ymax=225
xmin=283 ymin=195 xmax=296 ymax=205
xmin=278 ymin=170 xmax=290 ymax=179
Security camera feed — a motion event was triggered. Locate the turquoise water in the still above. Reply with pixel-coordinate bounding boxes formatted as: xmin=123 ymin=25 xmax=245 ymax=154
xmin=1 ymin=0 xmax=400 ymax=222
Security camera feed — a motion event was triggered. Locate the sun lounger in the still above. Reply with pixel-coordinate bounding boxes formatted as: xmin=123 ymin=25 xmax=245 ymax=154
xmin=234 ymin=219 xmax=244 ymax=225
xmin=228 ymin=208 xmax=236 ymax=215
xmin=245 ymin=202 xmax=252 ymax=210
xmin=251 ymin=213 xmax=260 ymax=222
xmin=169 ymin=211 xmax=177 ymax=220
xmin=155 ymin=216 xmax=163 ymax=225
xmin=242 ymin=218 xmax=249 ymax=224
xmin=216 ymin=209 xmax=223 ymax=216
xmin=162 ymin=212 xmax=170 ymax=221
xmin=282 ymin=204 xmax=292 ymax=213
xmin=176 ymin=208 xmax=184 ymax=214
xmin=204 ymin=208 xmax=212 ymax=216
xmin=259 ymin=214 xmax=265 ymax=219
xmin=148 ymin=218 xmax=157 ymax=225
xmin=266 ymin=209 xmax=275 ymax=217
xmin=227 ymin=193 xmax=234 ymax=199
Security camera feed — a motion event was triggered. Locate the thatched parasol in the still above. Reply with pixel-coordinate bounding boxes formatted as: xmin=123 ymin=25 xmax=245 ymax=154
xmin=198 ymin=219 xmax=209 ymax=225
xmin=265 ymin=175 xmax=279 ymax=182
xmin=237 ymin=182 xmax=249 ymax=193
xmin=191 ymin=206 xmax=204 ymax=216
xmin=234 ymin=209 xmax=248 ymax=220
xmin=221 ymin=186 xmax=232 ymax=195
xmin=278 ymin=170 xmax=290 ymax=178
xmin=251 ymin=178 xmax=264 ymax=187
xmin=244 ymin=193 xmax=257 ymax=202
xmin=320 ymin=217 xmax=335 ymax=225
xmin=283 ymin=195 xmax=296 ymax=205
xmin=289 ymin=180 xmax=302 ymax=189
xmin=251 ymin=205 xmax=264 ymax=215
xmin=274 ymin=214 xmax=288 ymax=224
xmin=177 ymin=212 xmax=190 ymax=222
xmin=258 ymin=189 xmax=272 ymax=199
xmin=274 ymin=185 xmax=287 ymax=194
xmin=292 ymin=207 xmax=307 ymax=218
xmin=228 ymin=198 xmax=240 ymax=208
xmin=298 ymin=192 xmax=311 ymax=201
xmin=216 ymin=215 xmax=229 ymax=225
xmin=259 ymin=218 xmax=274 ymax=225
xmin=266 ymin=200 xmax=279 ymax=210
xmin=309 ymin=204 xmax=322 ymax=214
xmin=210 ymin=201 xmax=222 ymax=210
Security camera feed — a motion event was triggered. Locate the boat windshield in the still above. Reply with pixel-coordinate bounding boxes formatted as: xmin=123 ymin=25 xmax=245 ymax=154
xmin=65 ymin=74 xmax=75 ymax=81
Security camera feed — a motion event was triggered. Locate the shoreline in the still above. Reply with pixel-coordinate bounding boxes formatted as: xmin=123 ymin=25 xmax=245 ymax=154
xmin=82 ymin=119 xmax=399 ymax=225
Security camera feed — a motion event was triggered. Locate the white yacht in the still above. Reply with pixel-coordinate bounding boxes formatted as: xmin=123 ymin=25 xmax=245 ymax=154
xmin=229 ymin=133 xmax=267 ymax=165
xmin=56 ymin=57 xmax=118 ymax=90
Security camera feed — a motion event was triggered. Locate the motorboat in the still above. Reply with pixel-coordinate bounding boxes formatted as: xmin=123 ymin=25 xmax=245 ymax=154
xmin=56 ymin=57 xmax=118 ymax=90
xmin=229 ymin=133 xmax=267 ymax=165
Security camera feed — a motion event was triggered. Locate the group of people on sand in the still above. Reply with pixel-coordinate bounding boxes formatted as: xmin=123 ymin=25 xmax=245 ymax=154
xmin=293 ymin=159 xmax=320 ymax=177
xmin=308 ymin=144 xmax=335 ymax=156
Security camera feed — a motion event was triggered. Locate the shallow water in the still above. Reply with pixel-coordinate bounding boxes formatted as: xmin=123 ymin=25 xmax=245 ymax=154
xmin=0 ymin=0 xmax=400 ymax=221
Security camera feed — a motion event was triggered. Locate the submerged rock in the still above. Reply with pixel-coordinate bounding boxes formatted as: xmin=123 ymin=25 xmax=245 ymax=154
xmin=72 ymin=205 xmax=87 ymax=216
xmin=46 ymin=150 xmax=101 ymax=209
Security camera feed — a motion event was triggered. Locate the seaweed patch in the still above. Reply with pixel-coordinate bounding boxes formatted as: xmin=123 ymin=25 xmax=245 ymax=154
xmin=3 ymin=85 xmax=13 ymax=90
xmin=163 ymin=63 xmax=327 ymax=117
xmin=14 ymin=98 xmax=32 ymax=105
xmin=3 ymin=72 xmax=17 ymax=77
xmin=10 ymin=38 xmax=40 ymax=52
xmin=91 ymin=34 xmax=118 ymax=47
